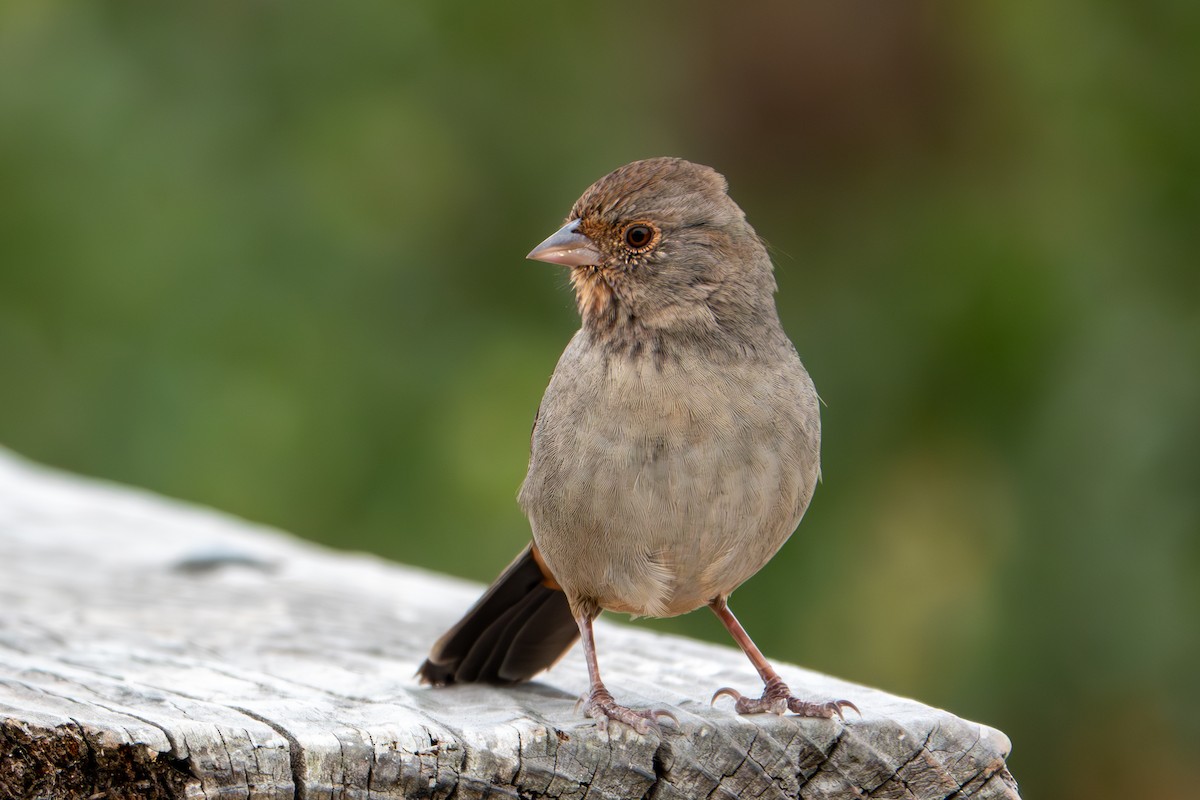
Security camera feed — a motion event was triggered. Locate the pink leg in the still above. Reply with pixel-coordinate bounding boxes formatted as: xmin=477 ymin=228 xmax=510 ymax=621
xmin=709 ymin=597 xmax=858 ymax=719
xmin=575 ymin=612 xmax=677 ymax=733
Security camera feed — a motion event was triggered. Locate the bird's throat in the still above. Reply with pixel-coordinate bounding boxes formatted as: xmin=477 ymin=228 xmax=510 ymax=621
xmin=570 ymin=266 xmax=617 ymax=327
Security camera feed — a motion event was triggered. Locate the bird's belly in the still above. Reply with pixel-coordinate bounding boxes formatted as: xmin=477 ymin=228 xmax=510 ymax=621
xmin=524 ymin=408 xmax=813 ymax=618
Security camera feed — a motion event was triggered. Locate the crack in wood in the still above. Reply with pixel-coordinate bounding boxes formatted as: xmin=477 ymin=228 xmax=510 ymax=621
xmin=231 ymin=707 xmax=303 ymax=800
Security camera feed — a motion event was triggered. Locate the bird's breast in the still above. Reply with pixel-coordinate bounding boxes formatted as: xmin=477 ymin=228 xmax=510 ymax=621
xmin=519 ymin=336 xmax=820 ymax=617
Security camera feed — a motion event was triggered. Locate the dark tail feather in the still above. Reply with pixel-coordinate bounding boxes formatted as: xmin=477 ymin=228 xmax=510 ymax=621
xmin=417 ymin=544 xmax=578 ymax=686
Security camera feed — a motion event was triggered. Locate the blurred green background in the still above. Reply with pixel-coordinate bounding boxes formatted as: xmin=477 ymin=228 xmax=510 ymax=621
xmin=2 ymin=2 xmax=1197 ymax=797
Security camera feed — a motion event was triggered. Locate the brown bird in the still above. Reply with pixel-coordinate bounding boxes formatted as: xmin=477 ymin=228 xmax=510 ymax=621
xmin=418 ymin=157 xmax=855 ymax=732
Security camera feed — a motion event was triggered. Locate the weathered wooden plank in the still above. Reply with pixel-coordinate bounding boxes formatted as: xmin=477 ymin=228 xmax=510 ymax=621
xmin=0 ymin=448 xmax=1020 ymax=799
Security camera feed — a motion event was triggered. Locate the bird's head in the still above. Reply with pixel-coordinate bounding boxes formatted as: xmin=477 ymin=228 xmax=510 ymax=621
xmin=527 ymin=158 xmax=780 ymax=348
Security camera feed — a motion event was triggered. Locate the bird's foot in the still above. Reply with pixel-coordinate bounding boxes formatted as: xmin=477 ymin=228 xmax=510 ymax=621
xmin=712 ymin=676 xmax=859 ymax=720
xmin=581 ymin=687 xmax=677 ymax=734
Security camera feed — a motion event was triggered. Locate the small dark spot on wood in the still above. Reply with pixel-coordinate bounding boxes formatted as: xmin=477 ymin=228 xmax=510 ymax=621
xmin=171 ymin=550 xmax=277 ymax=575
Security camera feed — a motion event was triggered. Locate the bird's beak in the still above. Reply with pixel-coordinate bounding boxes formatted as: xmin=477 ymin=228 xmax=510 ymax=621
xmin=526 ymin=219 xmax=603 ymax=267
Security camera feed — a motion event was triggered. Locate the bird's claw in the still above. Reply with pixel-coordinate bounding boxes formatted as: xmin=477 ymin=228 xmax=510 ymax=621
xmin=712 ymin=678 xmax=858 ymax=720
xmin=583 ymin=688 xmax=676 ymax=735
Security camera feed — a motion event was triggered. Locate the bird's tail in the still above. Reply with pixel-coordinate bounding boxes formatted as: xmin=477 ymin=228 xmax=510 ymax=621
xmin=416 ymin=544 xmax=579 ymax=685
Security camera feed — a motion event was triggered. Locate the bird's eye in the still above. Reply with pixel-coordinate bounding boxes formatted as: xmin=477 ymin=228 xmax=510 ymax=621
xmin=622 ymin=223 xmax=658 ymax=253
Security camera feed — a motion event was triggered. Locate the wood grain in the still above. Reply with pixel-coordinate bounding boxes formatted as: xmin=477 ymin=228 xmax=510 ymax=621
xmin=0 ymin=449 xmax=1020 ymax=799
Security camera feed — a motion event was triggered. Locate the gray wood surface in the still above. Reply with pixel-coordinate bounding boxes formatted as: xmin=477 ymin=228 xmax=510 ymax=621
xmin=0 ymin=448 xmax=1020 ymax=799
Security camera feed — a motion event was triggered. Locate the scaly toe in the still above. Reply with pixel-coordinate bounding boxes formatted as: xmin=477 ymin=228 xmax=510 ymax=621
xmin=714 ymin=680 xmax=858 ymax=719
xmin=741 ymin=694 xmax=789 ymax=715
xmin=711 ymin=686 xmax=788 ymax=715
xmin=582 ymin=689 xmax=670 ymax=735
xmin=786 ymin=697 xmax=860 ymax=720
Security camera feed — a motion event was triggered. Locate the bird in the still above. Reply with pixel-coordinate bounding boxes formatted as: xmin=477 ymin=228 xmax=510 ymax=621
xmin=417 ymin=157 xmax=856 ymax=732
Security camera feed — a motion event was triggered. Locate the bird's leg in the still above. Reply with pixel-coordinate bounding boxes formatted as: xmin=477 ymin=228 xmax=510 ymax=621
xmin=708 ymin=597 xmax=858 ymax=719
xmin=575 ymin=611 xmax=677 ymax=734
